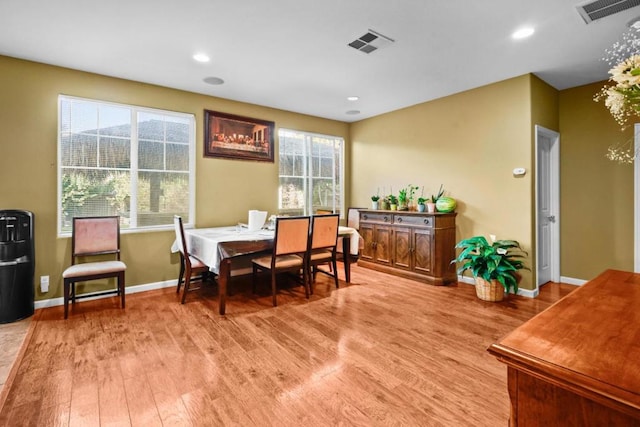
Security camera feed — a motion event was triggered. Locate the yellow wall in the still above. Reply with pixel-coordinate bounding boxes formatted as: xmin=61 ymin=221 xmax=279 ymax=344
xmin=2 ymin=52 xmax=632 ymax=301
xmin=0 ymin=55 xmax=349 ymax=300
xmin=559 ymin=82 xmax=634 ymax=278
xmin=350 ymin=75 xmax=536 ymax=289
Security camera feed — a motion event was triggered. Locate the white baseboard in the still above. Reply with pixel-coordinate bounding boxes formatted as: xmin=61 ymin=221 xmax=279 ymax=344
xmin=560 ymin=276 xmax=587 ymax=286
xmin=457 ymin=275 xmax=537 ymax=298
xmin=34 ymin=279 xmax=177 ymax=309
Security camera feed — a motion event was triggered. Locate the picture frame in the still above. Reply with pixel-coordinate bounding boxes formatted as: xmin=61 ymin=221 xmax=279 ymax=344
xmin=204 ymin=110 xmax=275 ymax=162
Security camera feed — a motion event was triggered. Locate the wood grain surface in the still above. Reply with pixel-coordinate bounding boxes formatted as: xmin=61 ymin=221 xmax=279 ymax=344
xmin=0 ymin=265 xmax=574 ymax=426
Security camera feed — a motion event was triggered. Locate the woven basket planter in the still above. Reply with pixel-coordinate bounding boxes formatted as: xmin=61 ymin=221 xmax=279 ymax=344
xmin=474 ymin=277 xmax=505 ymax=302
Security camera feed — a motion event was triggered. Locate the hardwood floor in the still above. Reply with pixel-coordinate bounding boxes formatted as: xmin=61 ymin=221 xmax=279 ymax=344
xmin=0 ymin=266 xmax=575 ymax=426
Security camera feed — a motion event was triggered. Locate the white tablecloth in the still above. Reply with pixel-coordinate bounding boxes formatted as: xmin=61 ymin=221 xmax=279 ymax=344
xmin=172 ymin=225 xmax=361 ymax=274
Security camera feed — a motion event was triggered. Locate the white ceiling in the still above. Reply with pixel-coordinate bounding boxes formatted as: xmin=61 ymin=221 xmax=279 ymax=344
xmin=1 ymin=0 xmax=638 ymax=122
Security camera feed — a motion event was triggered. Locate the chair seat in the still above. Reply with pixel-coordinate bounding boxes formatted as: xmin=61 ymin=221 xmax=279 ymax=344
xmin=63 ymin=260 xmax=127 ymax=278
xmin=188 ymin=255 xmax=207 ymax=269
xmin=310 ymin=249 xmax=333 ymax=262
xmin=253 ymin=254 xmax=304 ymax=269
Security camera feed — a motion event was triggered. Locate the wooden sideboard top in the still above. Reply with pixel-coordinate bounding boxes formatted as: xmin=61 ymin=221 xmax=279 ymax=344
xmin=488 ymin=269 xmax=640 ymax=411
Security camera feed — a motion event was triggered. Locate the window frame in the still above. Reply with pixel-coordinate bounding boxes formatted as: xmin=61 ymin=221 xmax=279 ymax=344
xmin=57 ymin=95 xmax=196 ymax=237
xmin=277 ymin=128 xmax=345 ymax=218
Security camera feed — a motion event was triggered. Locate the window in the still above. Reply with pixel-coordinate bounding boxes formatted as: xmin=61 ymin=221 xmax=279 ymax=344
xmin=278 ymin=129 xmax=344 ymax=216
xmin=58 ymin=96 xmax=195 ymax=235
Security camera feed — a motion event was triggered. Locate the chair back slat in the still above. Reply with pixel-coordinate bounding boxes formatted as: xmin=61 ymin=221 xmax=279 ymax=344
xmin=347 ymin=208 xmax=364 ymax=230
xmin=174 ymin=215 xmax=188 ymax=255
xmin=274 ymin=217 xmax=310 ymax=255
xmin=73 ymin=216 xmax=120 ymax=257
xmin=311 ymin=214 xmax=339 ymax=250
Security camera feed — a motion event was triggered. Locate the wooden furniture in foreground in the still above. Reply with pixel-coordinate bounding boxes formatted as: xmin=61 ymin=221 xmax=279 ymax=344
xmin=488 ymin=269 xmax=640 ymax=426
xmin=358 ymin=210 xmax=456 ymax=285
xmin=62 ymin=216 xmax=126 ymax=319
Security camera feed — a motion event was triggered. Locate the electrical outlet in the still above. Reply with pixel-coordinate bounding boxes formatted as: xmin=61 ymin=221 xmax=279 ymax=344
xmin=40 ymin=275 xmax=49 ymax=293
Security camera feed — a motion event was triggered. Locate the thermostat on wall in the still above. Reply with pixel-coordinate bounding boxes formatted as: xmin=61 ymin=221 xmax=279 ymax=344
xmin=513 ymin=167 xmax=526 ymax=176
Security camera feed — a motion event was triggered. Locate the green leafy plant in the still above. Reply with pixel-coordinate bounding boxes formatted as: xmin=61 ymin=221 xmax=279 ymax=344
xmin=453 ymin=236 xmax=529 ymax=294
xmin=431 ymin=184 xmax=444 ymax=203
xmin=417 ymin=197 xmax=427 ymax=205
xmin=388 ymin=194 xmax=398 ymax=205
xmin=371 ymin=195 xmax=380 ymax=202
xmin=398 ymin=188 xmax=407 ymax=203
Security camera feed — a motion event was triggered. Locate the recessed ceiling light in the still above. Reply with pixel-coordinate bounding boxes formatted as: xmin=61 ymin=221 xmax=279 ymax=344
xmin=512 ymin=27 xmax=534 ymax=40
xmin=346 ymin=110 xmax=360 ymax=115
xmin=203 ymin=76 xmax=224 ymax=85
xmin=193 ymin=53 xmax=210 ymax=63
xmin=347 ymin=96 xmax=359 ymax=101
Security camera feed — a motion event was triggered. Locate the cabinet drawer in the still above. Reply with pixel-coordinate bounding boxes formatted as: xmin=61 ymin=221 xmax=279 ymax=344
xmin=394 ymin=215 xmax=434 ymax=228
xmin=360 ymin=212 xmax=392 ymax=224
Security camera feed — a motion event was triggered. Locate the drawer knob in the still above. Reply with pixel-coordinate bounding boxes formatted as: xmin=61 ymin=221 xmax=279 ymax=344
xmin=397 ymin=217 xmax=403 ymax=223
xmin=384 ymin=216 xmax=389 ymax=222
xmin=363 ymin=214 xmax=368 ymax=220
xmin=424 ymin=219 xmax=430 ymax=225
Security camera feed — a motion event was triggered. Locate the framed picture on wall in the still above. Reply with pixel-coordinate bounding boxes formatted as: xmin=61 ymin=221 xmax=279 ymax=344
xmin=204 ymin=110 xmax=275 ymax=162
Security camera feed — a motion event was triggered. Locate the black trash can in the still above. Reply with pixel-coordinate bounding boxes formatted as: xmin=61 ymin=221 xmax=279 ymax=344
xmin=0 ymin=210 xmax=34 ymax=323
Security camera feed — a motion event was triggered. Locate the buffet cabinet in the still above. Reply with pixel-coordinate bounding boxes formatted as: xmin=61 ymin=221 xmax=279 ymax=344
xmin=358 ymin=210 xmax=457 ymax=285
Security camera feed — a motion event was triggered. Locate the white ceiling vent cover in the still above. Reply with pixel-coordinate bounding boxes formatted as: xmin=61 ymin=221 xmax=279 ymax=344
xmin=348 ymin=30 xmax=395 ymax=54
xmin=577 ymin=0 xmax=640 ymax=23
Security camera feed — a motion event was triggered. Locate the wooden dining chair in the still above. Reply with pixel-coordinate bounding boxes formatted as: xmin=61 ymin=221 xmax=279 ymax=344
xmin=174 ymin=215 xmax=210 ymax=304
xmin=251 ymin=216 xmax=311 ymax=307
xmin=62 ymin=216 xmax=126 ymax=319
xmin=308 ymin=213 xmax=340 ymax=292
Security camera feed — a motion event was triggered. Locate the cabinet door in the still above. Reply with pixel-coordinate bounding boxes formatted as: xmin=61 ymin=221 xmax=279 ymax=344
xmin=413 ymin=228 xmax=433 ymax=275
xmin=392 ymin=226 xmax=412 ymax=270
xmin=359 ymin=223 xmax=375 ymax=261
xmin=374 ymin=225 xmax=392 ymax=265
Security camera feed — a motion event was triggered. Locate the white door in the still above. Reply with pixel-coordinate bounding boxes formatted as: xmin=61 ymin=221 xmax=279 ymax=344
xmin=536 ymin=126 xmax=560 ymax=287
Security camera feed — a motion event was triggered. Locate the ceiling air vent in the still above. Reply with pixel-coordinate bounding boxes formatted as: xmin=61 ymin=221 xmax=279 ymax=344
xmin=348 ymin=30 xmax=394 ymax=54
xmin=577 ymin=0 xmax=640 ymax=24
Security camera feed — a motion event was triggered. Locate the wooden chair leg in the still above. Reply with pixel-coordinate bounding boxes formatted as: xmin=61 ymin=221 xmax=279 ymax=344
xmin=271 ymin=270 xmax=277 ymax=307
xmin=332 ymin=256 xmax=339 ymax=288
xmin=252 ymin=264 xmax=258 ymax=294
xmin=119 ymin=271 xmax=126 ymax=308
xmin=177 ymin=253 xmax=185 ymax=293
xmin=64 ymin=279 xmax=70 ymax=319
xmin=303 ymin=262 xmax=310 ymax=299
xmin=181 ymin=268 xmax=191 ymax=304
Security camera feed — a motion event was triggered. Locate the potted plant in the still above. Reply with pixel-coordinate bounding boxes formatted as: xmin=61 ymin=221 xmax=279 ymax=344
xmin=388 ymin=194 xmax=398 ymax=210
xmin=453 ymin=235 xmax=528 ymax=302
xmin=417 ymin=197 xmax=427 ymax=212
xmin=371 ymin=195 xmax=380 ymax=210
xmin=397 ymin=188 xmax=408 ymax=210
xmin=429 ymin=184 xmax=444 ymax=213
xmin=380 ymin=196 xmax=390 ymax=210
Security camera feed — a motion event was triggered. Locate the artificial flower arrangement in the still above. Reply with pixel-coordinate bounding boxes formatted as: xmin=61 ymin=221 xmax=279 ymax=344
xmin=595 ymin=21 xmax=640 ymax=163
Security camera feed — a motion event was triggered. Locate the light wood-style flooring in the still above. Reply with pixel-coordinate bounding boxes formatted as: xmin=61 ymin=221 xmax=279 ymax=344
xmin=0 ymin=265 xmax=575 ymax=426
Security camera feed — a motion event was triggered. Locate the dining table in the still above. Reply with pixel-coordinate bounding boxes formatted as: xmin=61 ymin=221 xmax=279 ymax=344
xmin=173 ymin=225 xmax=361 ymax=314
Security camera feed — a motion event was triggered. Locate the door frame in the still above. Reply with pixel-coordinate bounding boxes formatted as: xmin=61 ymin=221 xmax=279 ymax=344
xmin=534 ymin=125 xmax=561 ymax=290
xmin=635 ymin=124 xmax=640 ymax=272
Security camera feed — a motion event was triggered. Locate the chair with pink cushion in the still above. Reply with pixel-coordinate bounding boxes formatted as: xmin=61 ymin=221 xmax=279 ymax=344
xmin=308 ymin=213 xmax=340 ymax=291
xmin=62 ymin=216 xmax=126 ymax=319
xmin=252 ymin=216 xmax=310 ymax=307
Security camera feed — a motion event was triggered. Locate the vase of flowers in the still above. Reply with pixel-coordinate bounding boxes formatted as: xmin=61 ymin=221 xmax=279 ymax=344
xmin=594 ymin=21 xmax=640 ymax=163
